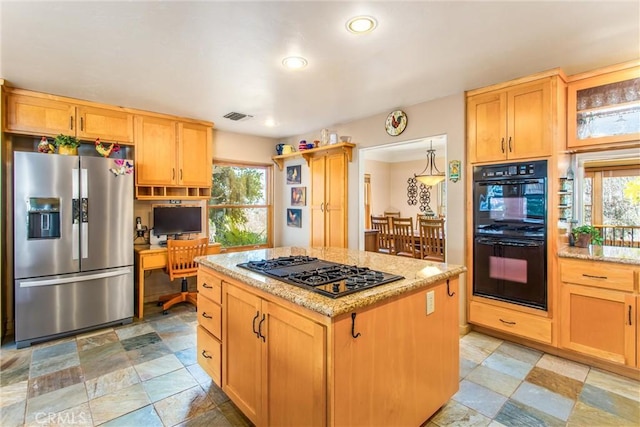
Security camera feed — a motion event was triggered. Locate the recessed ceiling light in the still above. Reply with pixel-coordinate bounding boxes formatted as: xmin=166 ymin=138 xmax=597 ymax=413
xmin=264 ymin=118 xmax=277 ymax=127
xmin=346 ymin=16 xmax=377 ymax=34
xmin=282 ymin=56 xmax=308 ymax=70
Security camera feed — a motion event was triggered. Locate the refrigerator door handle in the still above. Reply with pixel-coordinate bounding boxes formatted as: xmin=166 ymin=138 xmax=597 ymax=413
xmin=81 ymin=168 xmax=89 ymax=259
xmin=72 ymin=168 xmax=80 ymax=260
xmin=18 ymin=267 xmax=133 ymax=288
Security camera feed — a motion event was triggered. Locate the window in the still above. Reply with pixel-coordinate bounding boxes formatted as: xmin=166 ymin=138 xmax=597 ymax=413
xmin=208 ymin=162 xmax=272 ymax=250
xmin=582 ymin=163 xmax=640 ymax=226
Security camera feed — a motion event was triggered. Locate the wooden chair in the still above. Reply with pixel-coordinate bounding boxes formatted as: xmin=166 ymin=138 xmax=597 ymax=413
xmin=371 ymin=215 xmax=394 ymax=254
xmin=384 ymin=210 xmax=401 ymax=219
xmin=391 ymin=217 xmax=417 ymax=258
xmin=158 ymin=237 xmax=208 ymax=314
xmin=418 ymin=217 xmax=445 ymax=262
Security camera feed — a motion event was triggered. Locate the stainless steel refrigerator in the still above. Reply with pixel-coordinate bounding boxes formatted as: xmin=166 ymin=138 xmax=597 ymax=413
xmin=13 ymin=151 xmax=134 ymax=348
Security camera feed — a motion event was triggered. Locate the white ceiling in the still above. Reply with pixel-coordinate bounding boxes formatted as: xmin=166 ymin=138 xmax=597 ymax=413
xmin=363 ymin=135 xmax=447 ymax=163
xmin=1 ymin=1 xmax=638 ymax=139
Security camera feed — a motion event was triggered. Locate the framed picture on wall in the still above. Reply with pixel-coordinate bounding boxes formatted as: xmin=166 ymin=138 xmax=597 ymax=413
xmin=291 ymin=187 xmax=306 ymax=206
xmin=286 ymin=165 xmax=301 ymax=184
xmin=287 ymin=209 xmax=302 ymax=228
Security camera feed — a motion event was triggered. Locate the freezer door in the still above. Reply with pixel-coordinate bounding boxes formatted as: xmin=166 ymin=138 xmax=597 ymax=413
xmin=80 ymin=156 xmax=134 ymax=271
xmin=14 ymin=267 xmax=133 ymax=347
xmin=14 ymin=152 xmax=79 ymax=279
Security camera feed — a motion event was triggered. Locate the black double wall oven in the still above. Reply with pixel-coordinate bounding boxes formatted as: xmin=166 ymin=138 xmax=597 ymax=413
xmin=473 ymin=160 xmax=548 ymax=310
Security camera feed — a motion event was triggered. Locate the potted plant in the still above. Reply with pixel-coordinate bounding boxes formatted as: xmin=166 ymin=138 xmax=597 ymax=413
xmin=54 ymin=134 xmax=81 ymax=155
xmin=572 ymin=225 xmax=603 ymax=247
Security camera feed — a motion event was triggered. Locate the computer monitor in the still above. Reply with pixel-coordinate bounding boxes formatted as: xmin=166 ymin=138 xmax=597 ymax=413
xmin=152 ymin=205 xmax=202 ymax=238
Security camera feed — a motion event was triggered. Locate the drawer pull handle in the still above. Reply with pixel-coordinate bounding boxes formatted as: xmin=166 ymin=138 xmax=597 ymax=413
xmin=202 ymin=312 xmax=212 ymax=319
xmin=202 ymin=283 xmax=213 ymax=289
xmin=201 ymin=350 xmax=212 ymax=359
xmin=499 ymin=318 xmax=516 ymax=326
xmin=252 ymin=311 xmax=260 ymax=338
xmin=582 ymin=274 xmax=607 ymax=280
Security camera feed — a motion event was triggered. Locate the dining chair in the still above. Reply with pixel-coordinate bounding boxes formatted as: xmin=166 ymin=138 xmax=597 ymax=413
xmin=418 ymin=217 xmax=445 ymax=262
xmin=371 ymin=215 xmax=394 ymax=254
xmin=158 ymin=237 xmax=208 ymax=314
xmin=391 ymin=217 xmax=417 ymax=258
xmin=384 ymin=210 xmax=401 ymax=219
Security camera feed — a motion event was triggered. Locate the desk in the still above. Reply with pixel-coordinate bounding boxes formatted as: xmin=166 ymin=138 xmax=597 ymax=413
xmin=134 ymin=243 xmax=221 ymax=319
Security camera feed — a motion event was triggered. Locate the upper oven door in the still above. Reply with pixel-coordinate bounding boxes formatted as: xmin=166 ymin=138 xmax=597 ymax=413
xmin=474 ymin=178 xmax=547 ymax=229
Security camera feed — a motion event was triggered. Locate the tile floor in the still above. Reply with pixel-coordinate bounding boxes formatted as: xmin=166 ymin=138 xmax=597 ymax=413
xmin=0 ymin=303 xmax=638 ymax=427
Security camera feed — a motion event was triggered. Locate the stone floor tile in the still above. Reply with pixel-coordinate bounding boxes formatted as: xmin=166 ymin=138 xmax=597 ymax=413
xmin=585 ymin=368 xmax=640 ymax=403
xmin=460 ymin=341 xmax=493 ymax=364
xmin=494 ymin=399 xmax=565 ymax=427
xmin=487 ymin=420 xmax=508 ymax=427
xmin=120 ymin=332 xmax=162 ymax=352
xmin=24 ymin=402 xmax=93 ymax=427
xmin=481 ymin=353 xmax=533 ymax=380
xmin=88 ymin=383 xmax=150 ymax=425
xmin=452 ymin=380 xmax=508 ymax=418
xmin=217 ymin=400 xmax=254 ymax=427
xmin=494 ymin=342 xmax=543 ymax=365
xmin=0 ymin=379 xmax=28 ymax=408
xmin=24 ymin=382 xmax=88 ymax=424
xmin=459 ymin=357 xmax=478 ymax=380
xmin=162 ymin=332 xmax=197 ymax=352
xmin=186 ymin=362 xmax=213 ymax=387
xmin=1 ymin=400 xmax=26 ymax=427
xmin=460 ymin=331 xmax=504 ymax=353
xmin=100 ymin=404 xmax=163 ymax=427
xmin=76 ymin=331 xmax=119 ymax=352
xmin=0 ymin=363 xmax=30 ymax=388
xmin=125 ymin=341 xmax=173 ymax=365
xmin=81 ymin=352 xmax=132 ymax=381
xmin=525 ymin=366 xmax=584 ymax=400
xmin=150 ymin=316 xmax=191 ymax=334
xmin=28 ymin=365 xmax=84 ymax=398
xmin=567 ymin=401 xmax=639 ymax=427
xmin=466 ymin=365 xmax=522 ymax=397
xmin=31 ymin=341 xmax=77 ymax=363
xmin=511 ymin=381 xmax=575 ymax=421
xmin=579 ymin=383 xmax=640 ymax=423
xmin=114 ymin=322 xmax=155 ymax=340
xmin=535 ymin=353 xmax=590 ymax=382
xmin=429 ymin=400 xmax=492 ymax=427
xmin=29 ymin=351 xmax=80 ymax=379
xmin=134 ymin=353 xmax=183 ymax=381
xmin=1 ymin=348 xmax=32 ymax=373
xmin=85 ymin=366 xmax=140 ymax=400
xmin=154 ymin=385 xmax=216 ymax=426
xmin=175 ymin=346 xmax=198 ymax=366
xmin=142 ymin=367 xmax=198 ymax=402
xmin=78 ymin=341 xmax=125 ymax=366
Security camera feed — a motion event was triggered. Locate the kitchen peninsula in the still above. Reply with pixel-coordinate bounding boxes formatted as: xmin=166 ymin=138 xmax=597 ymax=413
xmin=195 ymin=247 xmax=466 ymax=426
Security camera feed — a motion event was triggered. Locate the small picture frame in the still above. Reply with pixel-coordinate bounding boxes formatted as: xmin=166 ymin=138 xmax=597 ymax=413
xmin=291 ymin=187 xmax=306 ymax=206
xmin=286 ymin=165 xmax=301 ymax=184
xmin=287 ymin=209 xmax=302 ymax=228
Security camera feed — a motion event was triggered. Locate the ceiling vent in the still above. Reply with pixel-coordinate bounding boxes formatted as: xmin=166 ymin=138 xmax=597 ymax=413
xmin=223 ymin=112 xmax=254 ymax=121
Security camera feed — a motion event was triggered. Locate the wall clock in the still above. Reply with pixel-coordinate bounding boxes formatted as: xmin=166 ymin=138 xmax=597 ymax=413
xmin=385 ymin=110 xmax=407 ymax=136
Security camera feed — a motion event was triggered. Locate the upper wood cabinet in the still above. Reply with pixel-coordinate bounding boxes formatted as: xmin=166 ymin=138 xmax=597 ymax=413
xmin=467 ymin=74 xmax=563 ymax=163
xmin=567 ymin=61 xmax=640 ymax=150
xmin=177 ymin=122 xmax=212 ymax=187
xmin=135 ymin=115 xmax=177 ymax=186
xmin=310 ymin=151 xmax=347 ymax=248
xmin=5 ymin=91 xmax=134 ymax=143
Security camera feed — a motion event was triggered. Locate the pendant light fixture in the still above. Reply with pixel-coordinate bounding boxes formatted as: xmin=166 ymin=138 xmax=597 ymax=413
xmin=414 ymin=140 xmax=445 ymax=186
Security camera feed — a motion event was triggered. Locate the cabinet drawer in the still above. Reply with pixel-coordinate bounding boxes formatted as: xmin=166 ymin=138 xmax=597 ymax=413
xmin=198 ymin=269 xmax=222 ymax=304
xmin=560 ymin=258 xmax=635 ymax=292
xmin=198 ymin=295 xmax=221 ymax=339
xmin=141 ymin=253 xmax=167 ymax=269
xmin=469 ymin=301 xmax=552 ymax=344
xmin=197 ymin=326 xmax=221 ymax=386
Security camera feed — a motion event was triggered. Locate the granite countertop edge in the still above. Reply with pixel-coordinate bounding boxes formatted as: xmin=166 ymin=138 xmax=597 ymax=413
xmin=558 ymin=245 xmax=640 ymax=265
xmin=196 ymin=247 xmax=467 ymax=318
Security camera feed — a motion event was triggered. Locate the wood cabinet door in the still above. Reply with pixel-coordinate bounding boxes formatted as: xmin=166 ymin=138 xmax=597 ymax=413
xmin=76 ymin=106 xmax=134 ymax=143
xmin=134 ymin=115 xmax=177 ymax=185
xmin=324 ymin=152 xmax=347 ymax=248
xmin=507 ymin=79 xmax=552 ymax=159
xmin=560 ymin=284 xmax=636 ymax=366
xmin=467 ymin=91 xmax=507 ymax=163
xmin=6 ymin=94 xmax=74 ymax=136
xmin=223 ymin=284 xmax=262 ymax=425
xmin=262 ymin=301 xmax=326 ymax=427
xmin=637 ymin=295 xmax=640 ymax=368
xmin=310 ymin=156 xmax=327 ymax=247
xmin=332 ymin=283 xmax=457 ymax=426
xmin=177 ymin=122 xmax=212 ymax=186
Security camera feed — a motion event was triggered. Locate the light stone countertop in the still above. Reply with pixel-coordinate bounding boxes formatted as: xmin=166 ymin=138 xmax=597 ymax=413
xmin=558 ymin=245 xmax=640 ymax=265
xmin=196 ymin=246 xmax=467 ymax=318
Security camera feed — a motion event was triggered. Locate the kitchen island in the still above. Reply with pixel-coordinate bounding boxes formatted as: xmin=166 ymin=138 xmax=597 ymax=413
xmin=195 ymin=247 xmax=466 ymax=427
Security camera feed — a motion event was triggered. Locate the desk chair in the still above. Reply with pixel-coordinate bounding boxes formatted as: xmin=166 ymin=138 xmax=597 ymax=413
xmin=418 ymin=217 xmax=445 ymax=262
xmin=159 ymin=237 xmax=208 ymax=314
xmin=391 ymin=217 xmax=416 ymax=258
xmin=371 ymin=215 xmax=394 ymax=254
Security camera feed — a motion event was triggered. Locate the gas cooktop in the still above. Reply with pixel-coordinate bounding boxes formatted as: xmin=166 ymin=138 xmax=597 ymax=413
xmin=237 ymin=256 xmax=404 ymax=298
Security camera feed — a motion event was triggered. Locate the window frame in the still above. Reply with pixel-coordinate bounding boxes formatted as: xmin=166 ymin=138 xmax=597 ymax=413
xmin=209 ymin=159 xmax=274 ymax=252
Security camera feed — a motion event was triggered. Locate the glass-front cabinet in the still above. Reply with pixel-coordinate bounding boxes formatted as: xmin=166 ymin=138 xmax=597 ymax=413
xmin=567 ymin=62 xmax=640 ymax=149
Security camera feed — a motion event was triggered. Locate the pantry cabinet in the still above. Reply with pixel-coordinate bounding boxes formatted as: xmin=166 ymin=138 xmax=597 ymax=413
xmin=223 ymin=282 xmax=326 ymax=426
xmin=134 ymin=115 xmax=212 ymax=200
xmin=310 ymin=151 xmax=347 ymax=248
xmin=467 ymin=75 xmax=561 ymax=163
xmin=559 ymin=257 xmax=638 ymax=367
xmin=5 ymin=91 xmax=134 ymax=143
xmin=567 ymin=60 xmax=640 ymax=150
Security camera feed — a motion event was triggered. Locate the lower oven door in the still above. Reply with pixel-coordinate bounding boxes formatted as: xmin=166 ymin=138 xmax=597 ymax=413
xmin=473 ymin=237 xmax=547 ymax=310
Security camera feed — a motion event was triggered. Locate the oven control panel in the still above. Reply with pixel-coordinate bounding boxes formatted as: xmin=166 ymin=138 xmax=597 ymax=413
xmin=474 ymin=160 xmax=547 ymax=181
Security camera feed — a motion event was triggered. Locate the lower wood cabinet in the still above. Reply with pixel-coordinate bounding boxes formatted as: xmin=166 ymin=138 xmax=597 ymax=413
xmin=469 ymin=300 xmax=552 ymax=344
